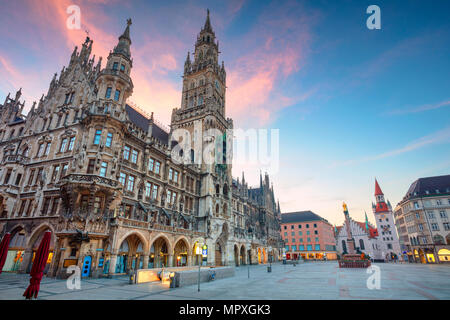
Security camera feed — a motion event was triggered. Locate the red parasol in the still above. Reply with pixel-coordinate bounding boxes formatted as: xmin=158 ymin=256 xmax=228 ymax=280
xmin=23 ymin=231 xmax=51 ymax=299
xmin=0 ymin=232 xmax=11 ymax=274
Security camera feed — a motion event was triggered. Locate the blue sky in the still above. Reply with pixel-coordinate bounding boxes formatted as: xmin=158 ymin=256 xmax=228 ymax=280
xmin=0 ymin=0 xmax=449 ymax=226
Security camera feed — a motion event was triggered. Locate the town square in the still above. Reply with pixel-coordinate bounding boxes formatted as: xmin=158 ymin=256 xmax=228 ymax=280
xmin=0 ymin=0 xmax=449 ymax=305
xmin=1 ymin=262 xmax=450 ymax=300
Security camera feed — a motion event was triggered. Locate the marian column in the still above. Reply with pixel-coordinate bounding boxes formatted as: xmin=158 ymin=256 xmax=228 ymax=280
xmin=343 ymin=202 xmax=356 ymax=254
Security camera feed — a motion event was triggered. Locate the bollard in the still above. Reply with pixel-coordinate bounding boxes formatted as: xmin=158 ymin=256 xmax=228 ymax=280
xmin=169 ymin=274 xmax=176 ymax=288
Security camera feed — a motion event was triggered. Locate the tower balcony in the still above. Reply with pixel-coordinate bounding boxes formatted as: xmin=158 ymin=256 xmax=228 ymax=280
xmin=60 ymin=173 xmax=120 ymax=189
xmin=86 ymin=100 xmax=125 ymax=122
xmin=97 ymin=68 xmax=133 ymax=87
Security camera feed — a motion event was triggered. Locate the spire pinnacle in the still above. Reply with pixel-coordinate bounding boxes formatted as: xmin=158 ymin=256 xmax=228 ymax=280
xmin=113 ymin=18 xmax=132 ymax=59
xmin=375 ymin=178 xmax=383 ymax=196
xmin=203 ymin=8 xmax=213 ymax=32
xmin=365 ymin=211 xmax=369 ymax=231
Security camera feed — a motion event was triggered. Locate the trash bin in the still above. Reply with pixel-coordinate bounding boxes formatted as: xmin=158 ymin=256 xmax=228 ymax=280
xmin=282 ymin=259 xmax=286 ymax=265
xmin=267 ymin=266 xmax=272 ymax=273
xmin=129 ymin=271 xmax=135 ymax=284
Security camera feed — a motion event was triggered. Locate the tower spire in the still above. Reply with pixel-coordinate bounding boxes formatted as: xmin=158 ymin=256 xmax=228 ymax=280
xmin=204 ymin=8 xmax=212 ymax=32
xmin=113 ymin=18 xmax=132 ymax=59
xmin=365 ymin=211 xmax=369 ymax=232
xmin=374 ymin=178 xmax=383 ymax=196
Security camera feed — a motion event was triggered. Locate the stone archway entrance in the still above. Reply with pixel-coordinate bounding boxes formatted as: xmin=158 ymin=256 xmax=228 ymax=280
xmin=150 ymin=237 xmax=169 ymax=268
xmin=28 ymin=227 xmax=54 ymax=274
xmin=240 ymin=246 xmax=246 ymax=265
xmin=116 ymin=234 xmax=145 ymax=273
xmin=3 ymin=228 xmax=26 ymax=272
xmin=173 ymin=239 xmax=189 ymax=267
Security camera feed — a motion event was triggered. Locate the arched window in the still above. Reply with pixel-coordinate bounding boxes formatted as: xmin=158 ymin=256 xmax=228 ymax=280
xmin=223 ymin=184 xmax=228 ymax=198
xmin=215 ymin=204 xmax=219 ymax=214
xmin=215 ymin=184 xmax=220 ymax=194
xmin=342 ymin=240 xmax=347 ymax=253
xmin=359 ymin=239 xmax=365 ymax=250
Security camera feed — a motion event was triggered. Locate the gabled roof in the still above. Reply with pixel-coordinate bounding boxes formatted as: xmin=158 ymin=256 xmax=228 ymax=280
xmin=281 ymin=211 xmax=329 ymax=224
xmin=336 ymin=219 xmax=378 ymax=239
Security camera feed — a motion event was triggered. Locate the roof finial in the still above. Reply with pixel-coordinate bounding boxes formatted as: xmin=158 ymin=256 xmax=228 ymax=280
xmin=204 ymin=8 xmax=212 ymax=31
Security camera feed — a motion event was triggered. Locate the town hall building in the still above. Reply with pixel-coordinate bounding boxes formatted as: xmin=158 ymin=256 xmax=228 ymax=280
xmin=0 ymin=12 xmax=283 ymax=278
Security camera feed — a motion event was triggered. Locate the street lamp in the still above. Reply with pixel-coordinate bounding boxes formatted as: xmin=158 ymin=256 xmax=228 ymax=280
xmin=267 ymin=246 xmax=272 ymax=272
xmin=247 ymin=227 xmax=253 ymax=278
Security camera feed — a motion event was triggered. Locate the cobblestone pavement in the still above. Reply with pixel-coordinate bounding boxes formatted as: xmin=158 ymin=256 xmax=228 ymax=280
xmin=1 ymin=261 xmax=449 ymax=300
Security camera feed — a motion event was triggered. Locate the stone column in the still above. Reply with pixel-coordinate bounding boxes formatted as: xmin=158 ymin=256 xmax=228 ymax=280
xmin=18 ymin=248 xmax=33 ymax=274
xmin=127 ymin=254 xmax=133 ymax=272
xmin=109 ymin=253 xmax=117 ymax=274
xmin=48 ymin=238 xmax=62 ymax=278
xmin=142 ymin=254 xmax=149 ymax=269
xmin=168 ymin=254 xmax=174 ymax=267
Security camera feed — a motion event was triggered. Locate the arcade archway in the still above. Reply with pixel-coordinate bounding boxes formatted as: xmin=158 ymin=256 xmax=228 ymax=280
xmin=28 ymin=226 xmax=55 ymax=274
xmin=115 ymin=233 xmax=145 ymax=273
xmin=150 ymin=236 xmax=170 ymax=268
xmin=215 ymin=242 xmax=223 ymax=266
xmin=240 ymin=245 xmax=246 ymax=265
xmin=3 ymin=227 xmax=26 ymax=272
xmin=173 ymin=238 xmax=189 ymax=267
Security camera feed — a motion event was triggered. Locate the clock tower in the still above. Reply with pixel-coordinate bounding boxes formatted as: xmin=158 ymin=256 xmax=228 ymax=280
xmin=372 ymin=179 xmax=401 ymax=259
xmin=170 ymin=9 xmax=234 ymax=266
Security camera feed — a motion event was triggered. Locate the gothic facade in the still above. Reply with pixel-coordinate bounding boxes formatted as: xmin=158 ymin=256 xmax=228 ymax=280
xmin=0 ymin=13 xmax=283 ymax=278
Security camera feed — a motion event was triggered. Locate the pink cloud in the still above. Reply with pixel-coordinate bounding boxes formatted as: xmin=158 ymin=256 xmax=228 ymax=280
xmin=0 ymin=1 xmax=318 ymax=128
xmin=225 ymin=1 xmax=318 ymax=127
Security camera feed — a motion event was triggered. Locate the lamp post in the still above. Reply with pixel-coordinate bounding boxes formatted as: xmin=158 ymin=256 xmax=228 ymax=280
xmin=267 ymin=246 xmax=272 ymax=272
xmin=198 ymin=243 xmax=207 ymax=292
xmin=248 ymin=227 xmax=253 ymax=278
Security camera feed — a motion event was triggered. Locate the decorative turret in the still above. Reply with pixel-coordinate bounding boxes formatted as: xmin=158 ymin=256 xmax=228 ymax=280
xmin=184 ymin=51 xmax=191 ymax=74
xmin=95 ymin=19 xmax=134 ymax=112
xmin=113 ymin=18 xmax=132 ymax=60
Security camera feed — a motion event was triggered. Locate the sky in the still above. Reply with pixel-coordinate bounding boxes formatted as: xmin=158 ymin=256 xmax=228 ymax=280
xmin=0 ymin=0 xmax=449 ymax=227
